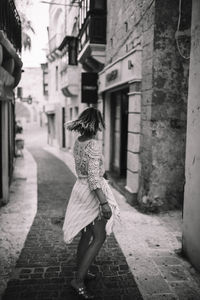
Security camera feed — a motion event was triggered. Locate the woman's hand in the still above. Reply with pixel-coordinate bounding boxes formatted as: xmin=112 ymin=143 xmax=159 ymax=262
xmin=101 ymin=203 xmax=112 ymax=220
xmin=94 ymin=188 xmax=112 ymax=220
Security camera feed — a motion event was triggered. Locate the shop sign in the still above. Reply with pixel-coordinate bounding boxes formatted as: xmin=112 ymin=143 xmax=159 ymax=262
xmin=106 ymin=69 xmax=118 ymax=83
xmin=81 ymin=73 xmax=98 ymax=103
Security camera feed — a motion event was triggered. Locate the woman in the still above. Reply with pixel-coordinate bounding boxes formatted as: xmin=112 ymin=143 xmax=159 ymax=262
xmin=63 ymin=107 xmax=120 ymax=299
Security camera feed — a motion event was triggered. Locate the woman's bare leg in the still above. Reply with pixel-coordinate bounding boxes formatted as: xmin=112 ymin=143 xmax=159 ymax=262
xmin=77 ymin=225 xmax=93 ymax=266
xmin=77 ymin=218 xmax=106 ymax=281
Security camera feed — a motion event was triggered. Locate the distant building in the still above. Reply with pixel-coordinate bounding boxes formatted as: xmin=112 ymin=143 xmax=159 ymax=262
xmin=45 ymin=0 xmax=66 ymax=147
xmin=16 ymin=67 xmax=47 ymax=127
xmin=0 ymin=0 xmax=23 ymax=205
xmin=46 ymin=0 xmax=86 ymax=149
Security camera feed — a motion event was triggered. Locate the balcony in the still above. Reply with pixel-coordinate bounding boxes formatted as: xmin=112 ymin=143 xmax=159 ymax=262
xmin=0 ymin=0 xmax=22 ymax=101
xmin=58 ymin=36 xmax=79 ymax=97
xmin=0 ymin=0 xmax=21 ymax=53
xmin=60 ymin=65 xmax=80 ymax=97
xmin=78 ymin=1 xmax=106 ymax=72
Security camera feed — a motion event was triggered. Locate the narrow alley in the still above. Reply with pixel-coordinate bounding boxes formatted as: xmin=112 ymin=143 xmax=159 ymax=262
xmin=1 ymin=126 xmax=200 ymax=300
xmin=1 ymin=0 xmax=200 ymax=299
xmin=2 ymin=137 xmax=142 ymax=300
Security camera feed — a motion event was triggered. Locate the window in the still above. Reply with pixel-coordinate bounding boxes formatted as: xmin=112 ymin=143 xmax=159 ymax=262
xmin=67 ymin=37 xmax=78 ymax=65
xmin=75 ymin=106 xmax=79 ymax=118
xmin=17 ymin=87 xmax=23 ymax=98
xmin=70 ymin=108 xmax=73 ymax=120
xmin=125 ymin=21 xmax=128 ymax=32
xmin=86 ymin=0 xmax=89 ymax=12
xmin=110 ymin=38 xmax=113 ymax=47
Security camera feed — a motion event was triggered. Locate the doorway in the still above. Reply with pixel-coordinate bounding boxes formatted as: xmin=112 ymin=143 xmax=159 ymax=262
xmin=110 ymin=88 xmax=128 ymax=178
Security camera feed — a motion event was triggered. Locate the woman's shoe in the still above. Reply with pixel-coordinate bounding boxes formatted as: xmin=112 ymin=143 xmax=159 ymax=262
xmin=70 ymin=280 xmax=94 ymax=299
xmin=86 ymin=270 xmax=96 ymax=280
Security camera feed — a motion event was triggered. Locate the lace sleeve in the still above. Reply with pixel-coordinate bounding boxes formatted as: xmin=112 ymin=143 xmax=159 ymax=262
xmin=86 ymin=140 xmax=101 ymax=191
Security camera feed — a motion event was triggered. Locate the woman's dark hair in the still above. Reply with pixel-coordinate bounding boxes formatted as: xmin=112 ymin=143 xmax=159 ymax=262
xmin=65 ymin=107 xmax=105 ymax=136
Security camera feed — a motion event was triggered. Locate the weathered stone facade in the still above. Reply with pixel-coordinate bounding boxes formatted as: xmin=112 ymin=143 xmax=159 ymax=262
xmin=105 ymin=0 xmax=192 ymax=210
xmin=140 ymin=0 xmax=191 ymax=210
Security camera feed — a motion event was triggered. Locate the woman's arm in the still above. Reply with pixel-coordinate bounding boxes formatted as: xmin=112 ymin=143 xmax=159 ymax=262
xmin=87 ymin=140 xmax=112 ymax=219
xmin=94 ymin=188 xmax=112 ymax=220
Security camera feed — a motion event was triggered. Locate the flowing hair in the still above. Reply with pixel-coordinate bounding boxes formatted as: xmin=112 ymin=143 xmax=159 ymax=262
xmin=65 ymin=107 xmax=105 ymax=136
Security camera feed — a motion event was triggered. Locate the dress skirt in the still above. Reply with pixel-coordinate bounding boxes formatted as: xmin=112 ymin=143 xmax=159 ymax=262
xmin=62 ymin=177 xmax=120 ymax=244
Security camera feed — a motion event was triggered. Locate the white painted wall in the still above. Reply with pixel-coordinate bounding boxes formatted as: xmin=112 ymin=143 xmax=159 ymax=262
xmin=48 ymin=1 xmax=66 ymax=148
xmin=183 ymin=0 xmax=200 ymax=272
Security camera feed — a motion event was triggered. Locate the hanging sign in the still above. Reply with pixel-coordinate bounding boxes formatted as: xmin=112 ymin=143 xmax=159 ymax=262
xmin=81 ymin=73 xmax=98 ymax=103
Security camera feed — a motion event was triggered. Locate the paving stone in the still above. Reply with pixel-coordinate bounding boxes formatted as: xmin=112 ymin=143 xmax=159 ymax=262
xmin=136 ymin=274 xmax=172 ymax=295
xmin=127 ymin=255 xmax=160 ymax=277
xmin=170 ymin=282 xmax=200 ymax=300
xmin=152 ymin=256 xmax=182 ymax=267
xmin=159 ymin=265 xmax=189 ymax=282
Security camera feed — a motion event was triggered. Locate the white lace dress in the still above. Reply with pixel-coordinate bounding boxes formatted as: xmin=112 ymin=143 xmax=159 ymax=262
xmin=62 ymin=138 xmax=120 ymax=244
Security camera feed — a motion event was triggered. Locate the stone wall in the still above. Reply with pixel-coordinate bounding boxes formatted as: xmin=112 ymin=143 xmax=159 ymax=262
xmin=139 ymin=0 xmax=192 ymax=210
xmin=106 ymin=0 xmax=155 ymax=64
xmin=106 ymin=0 xmax=192 ymax=211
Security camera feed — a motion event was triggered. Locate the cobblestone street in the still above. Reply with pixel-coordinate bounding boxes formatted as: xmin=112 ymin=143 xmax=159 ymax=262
xmin=1 ymin=0 xmax=200 ymax=299
xmin=2 ymin=147 xmax=142 ymax=300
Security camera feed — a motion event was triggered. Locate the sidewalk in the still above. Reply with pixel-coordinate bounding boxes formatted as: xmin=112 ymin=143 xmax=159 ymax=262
xmin=45 ymin=145 xmax=200 ymax=300
xmin=0 ymin=150 xmax=37 ymax=298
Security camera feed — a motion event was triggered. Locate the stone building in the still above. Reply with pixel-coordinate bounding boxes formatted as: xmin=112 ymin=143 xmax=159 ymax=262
xmin=0 ymin=0 xmax=22 ymax=205
xmin=96 ymin=0 xmax=192 ymax=211
xmin=46 ymin=0 xmax=199 ymax=272
xmin=46 ymin=0 xmax=87 ymax=149
xmin=48 ymin=0 xmax=192 ymax=212
xmin=45 ymin=1 xmax=65 ymax=147
xmin=58 ymin=2 xmax=87 ymax=150
xmin=16 ymin=67 xmax=47 ymax=127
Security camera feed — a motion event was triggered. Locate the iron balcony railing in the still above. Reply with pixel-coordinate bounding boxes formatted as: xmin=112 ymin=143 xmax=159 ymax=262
xmin=79 ymin=14 xmax=106 ymax=52
xmin=0 ymin=0 xmax=21 ymax=53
